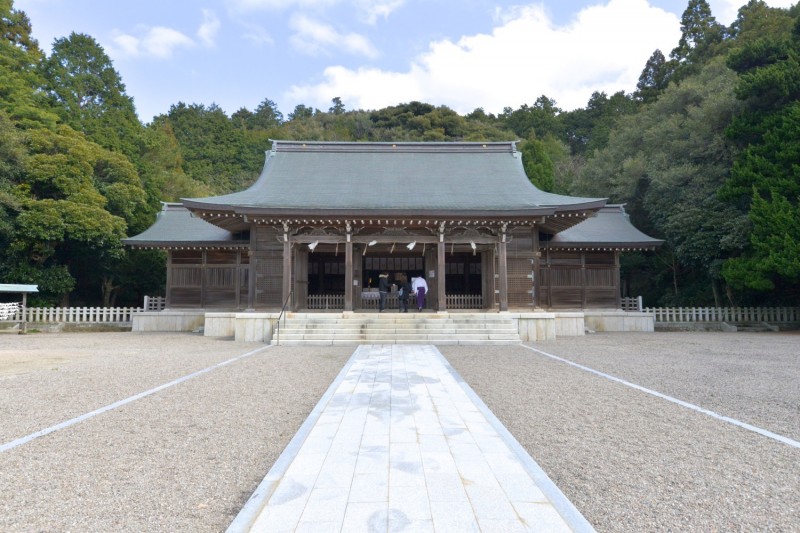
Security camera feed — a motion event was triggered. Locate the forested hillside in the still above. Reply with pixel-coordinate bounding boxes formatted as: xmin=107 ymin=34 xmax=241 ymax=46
xmin=1 ymin=0 xmax=798 ymax=307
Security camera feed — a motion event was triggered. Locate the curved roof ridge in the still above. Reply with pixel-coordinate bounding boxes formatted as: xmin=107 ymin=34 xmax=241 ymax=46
xmin=270 ymin=140 xmax=517 ymax=154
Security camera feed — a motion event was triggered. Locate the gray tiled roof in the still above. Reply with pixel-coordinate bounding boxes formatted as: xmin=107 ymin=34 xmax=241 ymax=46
xmin=123 ymin=203 xmax=246 ymax=247
xmin=182 ymin=141 xmax=605 ymax=216
xmin=548 ymin=205 xmax=663 ymax=248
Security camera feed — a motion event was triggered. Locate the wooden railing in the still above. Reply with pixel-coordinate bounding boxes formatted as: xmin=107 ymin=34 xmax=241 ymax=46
xmin=621 ymin=296 xmax=642 ymax=312
xmin=307 ymin=294 xmax=345 ymax=310
xmin=644 ymin=306 xmax=800 ymax=324
xmin=445 ymin=294 xmax=483 ymax=309
xmin=143 ymin=295 xmax=166 ymax=311
xmin=21 ymin=306 xmax=142 ymax=323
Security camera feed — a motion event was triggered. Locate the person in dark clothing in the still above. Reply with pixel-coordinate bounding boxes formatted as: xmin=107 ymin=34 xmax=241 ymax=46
xmin=397 ymin=273 xmax=412 ymax=313
xmin=378 ymin=271 xmax=390 ymax=312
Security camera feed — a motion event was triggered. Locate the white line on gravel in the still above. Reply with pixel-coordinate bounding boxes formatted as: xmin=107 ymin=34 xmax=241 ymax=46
xmin=0 ymin=345 xmax=272 ymax=454
xmin=522 ymin=345 xmax=800 ymax=450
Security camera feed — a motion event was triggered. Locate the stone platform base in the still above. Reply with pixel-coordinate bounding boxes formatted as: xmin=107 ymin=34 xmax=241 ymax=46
xmin=132 ymin=309 xmax=655 ymax=343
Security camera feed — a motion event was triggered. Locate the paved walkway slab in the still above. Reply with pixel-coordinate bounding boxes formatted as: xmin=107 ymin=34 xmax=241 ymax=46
xmin=229 ymin=345 xmax=594 ymax=532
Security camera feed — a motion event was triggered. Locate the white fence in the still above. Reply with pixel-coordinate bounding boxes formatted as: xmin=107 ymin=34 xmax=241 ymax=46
xmin=644 ymin=306 xmax=800 ymax=324
xmin=21 ymin=306 xmax=142 ymax=323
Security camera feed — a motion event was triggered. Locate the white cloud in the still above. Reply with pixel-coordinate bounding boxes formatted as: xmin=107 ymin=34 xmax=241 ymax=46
xmin=287 ymin=0 xmax=681 ymax=113
xmin=352 ymin=0 xmax=406 ymax=24
xmin=228 ymin=0 xmax=404 ymax=23
xmin=241 ymin=23 xmax=275 ymax=46
xmin=197 ymin=9 xmax=221 ymax=47
xmin=109 ymin=26 xmax=195 ymax=59
xmin=289 ymin=13 xmax=379 ymax=58
xmin=227 ymin=0 xmax=338 ymax=11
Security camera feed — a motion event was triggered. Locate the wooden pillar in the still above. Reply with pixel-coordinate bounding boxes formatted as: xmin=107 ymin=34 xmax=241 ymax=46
xmin=581 ymin=251 xmax=587 ymax=309
xmin=345 ymin=227 xmax=353 ymax=311
xmin=294 ymin=248 xmax=308 ymax=310
xmin=614 ymin=250 xmax=621 ymax=309
xmin=353 ymin=239 xmax=362 ymax=311
xmin=21 ymin=292 xmax=28 ymax=335
xmin=235 ymin=250 xmax=241 ymax=309
xmin=437 ymin=228 xmax=446 ymax=311
xmin=166 ymin=249 xmax=173 ymax=309
xmin=532 ymin=228 xmax=541 ymax=308
xmin=482 ymin=249 xmax=495 ymax=310
xmin=247 ymin=226 xmax=256 ymax=310
xmin=200 ymin=250 xmax=207 ymax=308
xmin=546 ymin=248 xmax=552 ymax=308
xmin=498 ymin=227 xmax=509 ymax=312
xmin=282 ymin=224 xmax=292 ymax=309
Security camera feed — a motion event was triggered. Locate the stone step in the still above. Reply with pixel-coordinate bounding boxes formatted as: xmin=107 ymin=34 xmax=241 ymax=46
xmin=282 ymin=317 xmax=516 ymax=324
xmin=278 ymin=324 xmax=518 ymax=331
xmin=270 ymin=338 xmax=522 ymax=346
xmin=277 ymin=330 xmax=519 ymax=338
xmin=280 ymin=333 xmax=519 ymax=341
xmin=271 ymin=313 xmax=522 ymax=345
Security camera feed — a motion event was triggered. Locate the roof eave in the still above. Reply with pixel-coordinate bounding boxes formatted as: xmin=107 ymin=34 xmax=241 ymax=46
xmin=123 ymin=239 xmax=249 ymax=248
xmin=547 ymin=240 xmax=663 ymax=249
xmin=182 ymin=203 xmax=608 ymax=220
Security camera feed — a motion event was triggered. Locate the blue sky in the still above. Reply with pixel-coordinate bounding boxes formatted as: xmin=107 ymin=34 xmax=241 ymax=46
xmin=15 ymin=0 xmax=797 ymax=123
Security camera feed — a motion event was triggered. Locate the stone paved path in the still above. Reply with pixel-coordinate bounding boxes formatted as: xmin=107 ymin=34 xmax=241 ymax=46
xmin=232 ymin=344 xmax=593 ymax=532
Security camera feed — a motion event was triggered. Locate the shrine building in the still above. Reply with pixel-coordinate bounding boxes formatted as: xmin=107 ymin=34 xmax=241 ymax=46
xmin=125 ymin=140 xmax=661 ymax=315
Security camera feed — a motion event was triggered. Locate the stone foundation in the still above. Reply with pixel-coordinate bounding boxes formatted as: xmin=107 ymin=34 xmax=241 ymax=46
xmin=131 ymin=309 xmax=656 ymax=343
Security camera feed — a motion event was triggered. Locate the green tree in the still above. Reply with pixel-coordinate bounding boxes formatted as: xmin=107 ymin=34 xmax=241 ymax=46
xmin=249 ymin=98 xmax=284 ymax=129
xmin=0 ymin=0 xmax=58 ymax=128
xmin=329 ymin=96 xmax=345 ymax=115
xmin=635 ymin=49 xmax=672 ymax=104
xmin=40 ymin=32 xmax=142 ymax=158
xmin=721 ymin=15 xmax=800 ymax=299
xmin=156 ymin=102 xmax=258 ymax=193
xmin=561 ymin=91 xmax=638 ymax=156
xmin=288 ymin=104 xmax=315 ymax=121
xmin=520 ymin=135 xmax=555 ymax=191
xmin=576 ymin=58 xmax=746 ymax=305
xmin=670 ymin=0 xmax=724 ymax=66
xmin=500 ymin=95 xmax=562 ymax=140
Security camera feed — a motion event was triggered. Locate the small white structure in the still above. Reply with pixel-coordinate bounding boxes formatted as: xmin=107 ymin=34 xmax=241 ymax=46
xmin=0 ymin=284 xmax=38 ymax=334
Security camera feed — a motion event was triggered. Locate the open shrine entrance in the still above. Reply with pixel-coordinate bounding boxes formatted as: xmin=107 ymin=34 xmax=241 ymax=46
xmin=302 ymin=250 xmax=486 ymax=311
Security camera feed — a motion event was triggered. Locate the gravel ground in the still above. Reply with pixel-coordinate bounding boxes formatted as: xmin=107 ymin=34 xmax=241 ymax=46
xmin=1 ymin=331 xmax=798 ymax=532
xmin=0 ymin=332 xmax=349 ymax=532
xmin=441 ymin=331 xmax=800 ymax=533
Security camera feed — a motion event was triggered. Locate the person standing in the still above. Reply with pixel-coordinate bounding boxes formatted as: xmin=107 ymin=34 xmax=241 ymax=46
xmin=378 ymin=271 xmax=390 ymax=312
xmin=397 ymin=273 xmax=412 ymax=313
xmin=412 ymin=276 xmax=428 ymax=311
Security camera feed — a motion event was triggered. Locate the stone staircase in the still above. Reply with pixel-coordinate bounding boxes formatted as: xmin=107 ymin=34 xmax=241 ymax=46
xmin=270 ymin=312 xmax=522 ymax=346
